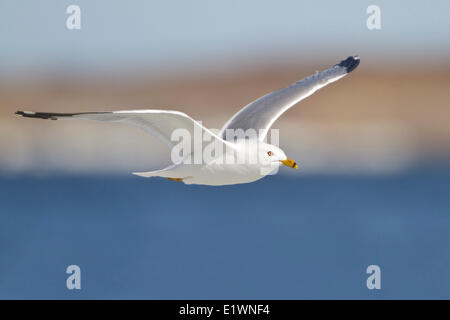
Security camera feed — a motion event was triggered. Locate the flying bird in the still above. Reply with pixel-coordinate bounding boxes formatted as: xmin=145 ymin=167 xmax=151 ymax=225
xmin=16 ymin=56 xmax=360 ymax=186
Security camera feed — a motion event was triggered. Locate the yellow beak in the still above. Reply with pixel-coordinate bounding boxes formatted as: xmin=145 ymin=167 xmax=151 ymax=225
xmin=281 ymin=158 xmax=298 ymax=169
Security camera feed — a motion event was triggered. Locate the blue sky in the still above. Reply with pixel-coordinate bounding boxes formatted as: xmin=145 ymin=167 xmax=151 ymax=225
xmin=1 ymin=0 xmax=449 ymax=75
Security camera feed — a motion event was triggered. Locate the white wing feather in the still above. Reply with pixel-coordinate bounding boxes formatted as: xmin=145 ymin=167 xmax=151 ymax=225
xmin=220 ymin=56 xmax=360 ymax=141
xmin=16 ymin=109 xmax=231 ymax=150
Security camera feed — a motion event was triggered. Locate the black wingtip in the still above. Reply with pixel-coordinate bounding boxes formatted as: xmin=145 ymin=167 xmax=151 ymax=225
xmin=337 ymin=56 xmax=360 ymax=73
xmin=15 ymin=110 xmax=111 ymax=120
xmin=15 ymin=111 xmax=58 ymax=120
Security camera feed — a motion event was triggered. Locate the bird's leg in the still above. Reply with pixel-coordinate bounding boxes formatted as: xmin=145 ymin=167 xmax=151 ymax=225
xmin=167 ymin=178 xmax=183 ymax=182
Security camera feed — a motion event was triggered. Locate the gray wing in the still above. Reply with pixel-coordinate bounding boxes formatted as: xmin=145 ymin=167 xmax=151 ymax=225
xmin=220 ymin=56 xmax=360 ymax=141
xmin=15 ymin=109 xmax=231 ymax=150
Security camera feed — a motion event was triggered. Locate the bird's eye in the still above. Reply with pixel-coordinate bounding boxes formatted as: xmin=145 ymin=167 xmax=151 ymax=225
xmin=267 ymin=151 xmax=273 ymax=156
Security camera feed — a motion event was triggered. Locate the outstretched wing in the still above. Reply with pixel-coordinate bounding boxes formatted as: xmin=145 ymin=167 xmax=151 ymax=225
xmin=15 ymin=109 xmax=230 ymax=150
xmin=220 ymin=56 xmax=360 ymax=141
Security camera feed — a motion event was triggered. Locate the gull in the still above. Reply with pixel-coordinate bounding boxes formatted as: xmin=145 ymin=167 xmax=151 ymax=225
xmin=16 ymin=56 xmax=360 ymax=186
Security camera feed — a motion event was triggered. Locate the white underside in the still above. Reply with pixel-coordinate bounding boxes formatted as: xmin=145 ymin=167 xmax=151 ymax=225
xmin=133 ymin=162 xmax=280 ymax=186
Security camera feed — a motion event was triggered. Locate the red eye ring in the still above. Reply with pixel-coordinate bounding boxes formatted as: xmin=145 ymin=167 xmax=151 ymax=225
xmin=267 ymin=151 xmax=273 ymax=156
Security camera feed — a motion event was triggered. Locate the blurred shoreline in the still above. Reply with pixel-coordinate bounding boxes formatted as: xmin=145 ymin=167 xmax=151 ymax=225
xmin=2 ymin=62 xmax=450 ymax=176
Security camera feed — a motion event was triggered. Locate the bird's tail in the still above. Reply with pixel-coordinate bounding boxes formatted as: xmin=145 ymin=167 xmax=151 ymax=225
xmin=132 ymin=164 xmax=177 ymax=178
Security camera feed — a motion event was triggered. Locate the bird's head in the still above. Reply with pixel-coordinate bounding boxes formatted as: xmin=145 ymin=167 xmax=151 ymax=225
xmin=258 ymin=142 xmax=298 ymax=170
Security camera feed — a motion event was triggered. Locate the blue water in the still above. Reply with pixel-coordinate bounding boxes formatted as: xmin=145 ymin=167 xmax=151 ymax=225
xmin=1 ymin=169 xmax=449 ymax=299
